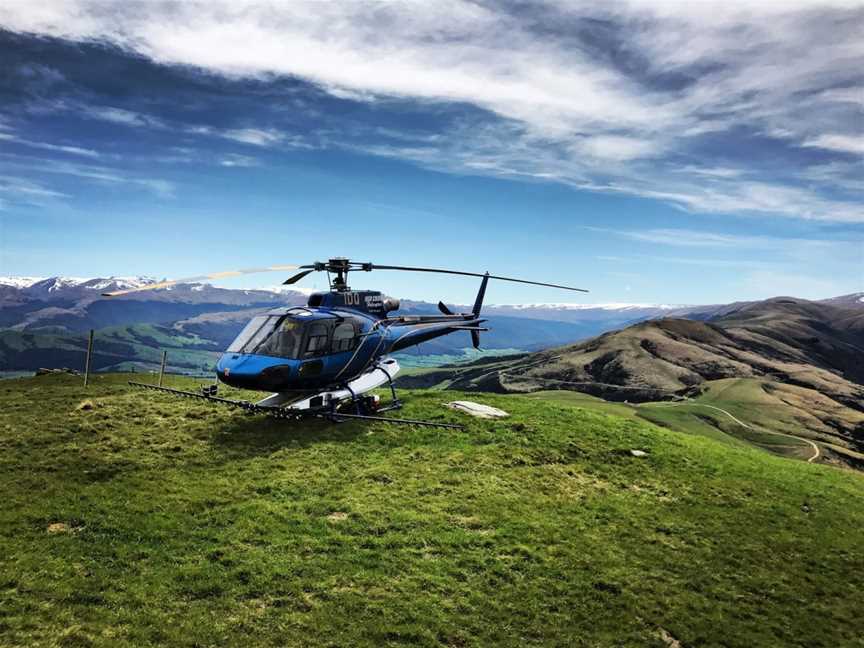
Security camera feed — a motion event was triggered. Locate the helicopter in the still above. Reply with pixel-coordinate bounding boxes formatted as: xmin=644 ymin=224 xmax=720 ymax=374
xmin=103 ymin=258 xmax=587 ymax=427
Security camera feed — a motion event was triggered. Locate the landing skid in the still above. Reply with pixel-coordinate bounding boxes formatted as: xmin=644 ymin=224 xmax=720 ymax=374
xmin=127 ymin=358 xmax=461 ymax=429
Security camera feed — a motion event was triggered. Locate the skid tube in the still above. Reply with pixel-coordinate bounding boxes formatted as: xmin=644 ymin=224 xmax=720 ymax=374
xmin=128 ymin=381 xmax=462 ymax=429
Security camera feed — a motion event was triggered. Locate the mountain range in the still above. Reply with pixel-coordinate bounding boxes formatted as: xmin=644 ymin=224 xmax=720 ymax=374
xmin=0 ymin=276 xmax=698 ymax=374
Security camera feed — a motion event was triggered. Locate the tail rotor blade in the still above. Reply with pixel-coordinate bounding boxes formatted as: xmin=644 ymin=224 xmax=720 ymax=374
xmin=470 ymin=329 xmax=481 ymax=350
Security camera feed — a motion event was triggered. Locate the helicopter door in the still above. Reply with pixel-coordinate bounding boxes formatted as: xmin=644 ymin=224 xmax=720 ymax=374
xmin=298 ymin=321 xmax=332 ymax=379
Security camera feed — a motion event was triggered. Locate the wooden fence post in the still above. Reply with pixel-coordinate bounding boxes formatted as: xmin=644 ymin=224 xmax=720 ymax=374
xmin=158 ymin=350 xmax=167 ymax=387
xmin=83 ymin=329 xmax=94 ymax=387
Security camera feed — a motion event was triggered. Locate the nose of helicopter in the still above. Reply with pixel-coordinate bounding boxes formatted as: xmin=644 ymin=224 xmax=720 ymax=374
xmin=215 ymin=353 xmax=297 ymax=390
xmin=215 ymin=354 xmax=250 ymax=388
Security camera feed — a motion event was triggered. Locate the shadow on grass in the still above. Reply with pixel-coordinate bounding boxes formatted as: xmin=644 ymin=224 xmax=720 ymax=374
xmin=206 ymin=412 xmax=367 ymax=458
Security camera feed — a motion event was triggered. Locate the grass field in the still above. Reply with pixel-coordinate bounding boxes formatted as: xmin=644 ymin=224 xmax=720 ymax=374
xmin=1 ymin=374 xmax=863 ymax=647
xmin=526 ymin=378 xmax=864 ymax=467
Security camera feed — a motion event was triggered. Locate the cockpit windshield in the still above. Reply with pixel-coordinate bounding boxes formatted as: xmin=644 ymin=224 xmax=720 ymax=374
xmin=226 ymin=316 xmax=275 ymax=354
xmin=258 ymin=318 xmax=304 ymax=359
xmin=226 ymin=313 xmax=354 ymax=360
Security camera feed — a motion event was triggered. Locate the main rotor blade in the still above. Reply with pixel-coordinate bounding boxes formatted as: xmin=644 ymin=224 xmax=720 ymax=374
xmin=369 ymin=264 xmax=588 ymax=293
xmin=102 ymin=264 xmax=303 ymax=297
xmin=282 ymin=269 xmax=316 ymax=285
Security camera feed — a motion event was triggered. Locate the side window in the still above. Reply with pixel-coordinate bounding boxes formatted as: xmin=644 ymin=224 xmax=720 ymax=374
xmin=304 ymin=322 xmax=331 ymax=358
xmin=331 ymin=321 xmax=357 ymax=353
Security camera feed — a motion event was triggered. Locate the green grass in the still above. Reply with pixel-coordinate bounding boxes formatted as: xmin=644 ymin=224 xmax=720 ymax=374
xmin=527 ymin=381 xmax=854 ymax=463
xmin=526 ymin=388 xmax=753 ymax=449
xmin=1 ymin=374 xmax=863 ymax=647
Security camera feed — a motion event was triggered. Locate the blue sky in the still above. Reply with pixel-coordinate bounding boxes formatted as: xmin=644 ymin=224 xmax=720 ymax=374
xmin=0 ymin=1 xmax=861 ymax=305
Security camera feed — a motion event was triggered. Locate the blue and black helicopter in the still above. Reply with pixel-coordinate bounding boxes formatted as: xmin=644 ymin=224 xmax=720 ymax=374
xmin=104 ymin=258 xmax=586 ymax=426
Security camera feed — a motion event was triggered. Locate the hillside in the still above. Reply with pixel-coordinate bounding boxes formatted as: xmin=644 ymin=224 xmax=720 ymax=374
xmin=1 ymin=373 xmax=863 ymax=647
xmin=399 ymin=297 xmax=864 ymax=467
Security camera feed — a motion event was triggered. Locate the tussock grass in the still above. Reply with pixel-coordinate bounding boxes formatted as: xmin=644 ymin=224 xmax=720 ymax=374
xmin=1 ymin=374 xmax=863 ymax=647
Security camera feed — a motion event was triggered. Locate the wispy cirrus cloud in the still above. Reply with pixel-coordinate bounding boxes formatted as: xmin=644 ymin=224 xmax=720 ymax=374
xmin=586 ymin=226 xmax=863 ymax=271
xmin=0 ymin=131 xmax=99 ymax=157
xmin=83 ymin=105 xmax=166 ymax=129
xmin=801 ymin=134 xmax=864 ymax=155
xmin=218 ymin=153 xmax=258 ymax=168
xmin=221 ymin=128 xmax=283 ymax=147
xmin=0 ymin=157 xmax=175 ymax=198
xmin=593 ymin=226 xmax=853 ymax=250
xmin=0 ymin=174 xmax=69 ymax=206
xmin=0 ymin=1 xmax=861 ymax=221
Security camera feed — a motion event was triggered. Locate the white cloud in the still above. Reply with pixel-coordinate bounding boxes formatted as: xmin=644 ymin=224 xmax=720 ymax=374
xmin=185 ymin=125 xmax=312 ymax=149
xmin=587 ymin=226 xmax=863 ymax=272
xmin=84 ymin=105 xmax=165 ymax=128
xmin=0 ymin=0 xmax=861 ymax=220
xmin=818 ymin=87 xmax=864 ymax=106
xmin=135 ymin=178 xmax=175 ymax=198
xmin=221 ymin=128 xmax=284 ymax=147
xmin=0 ymin=131 xmax=99 ymax=157
xmin=570 ymin=135 xmax=662 ymax=161
xmin=219 ymin=154 xmax=258 ymax=167
xmin=0 ymin=174 xmax=69 ymax=205
xmin=801 ymin=134 xmax=864 ymax=155
xmin=598 ymin=226 xmax=855 ymax=252
xmin=0 ymin=157 xmax=175 ymax=198
xmin=676 ymin=166 xmax=743 ymax=179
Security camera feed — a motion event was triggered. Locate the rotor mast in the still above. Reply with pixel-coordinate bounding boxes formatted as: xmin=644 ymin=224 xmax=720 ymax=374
xmin=328 ymin=257 xmax=352 ymax=292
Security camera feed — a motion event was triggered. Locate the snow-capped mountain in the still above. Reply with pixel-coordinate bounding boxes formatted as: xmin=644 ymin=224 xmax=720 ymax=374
xmin=0 ymin=276 xmax=46 ymax=289
xmin=0 ymin=275 xmax=158 ymax=292
xmin=34 ymin=276 xmax=158 ymax=293
xmin=0 ymin=275 xmax=307 ymax=334
xmin=0 ymin=275 xmax=317 ymax=297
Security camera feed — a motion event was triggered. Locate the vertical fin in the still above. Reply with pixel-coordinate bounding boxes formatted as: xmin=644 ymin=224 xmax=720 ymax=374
xmin=470 ymin=273 xmax=488 ymax=349
xmin=473 ymin=272 xmax=489 ymax=317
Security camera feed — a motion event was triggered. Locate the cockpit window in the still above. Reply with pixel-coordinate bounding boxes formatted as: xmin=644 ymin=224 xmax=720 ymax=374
xmin=226 ymin=316 xmax=274 ymax=353
xmin=226 ymin=315 xmax=343 ymax=359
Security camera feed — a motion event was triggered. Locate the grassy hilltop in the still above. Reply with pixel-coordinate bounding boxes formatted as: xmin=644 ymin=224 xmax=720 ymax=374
xmin=1 ymin=374 xmax=863 ymax=647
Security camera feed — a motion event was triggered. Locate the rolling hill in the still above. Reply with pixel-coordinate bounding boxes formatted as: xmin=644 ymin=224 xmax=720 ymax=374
xmin=399 ymin=296 xmax=864 ymax=467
